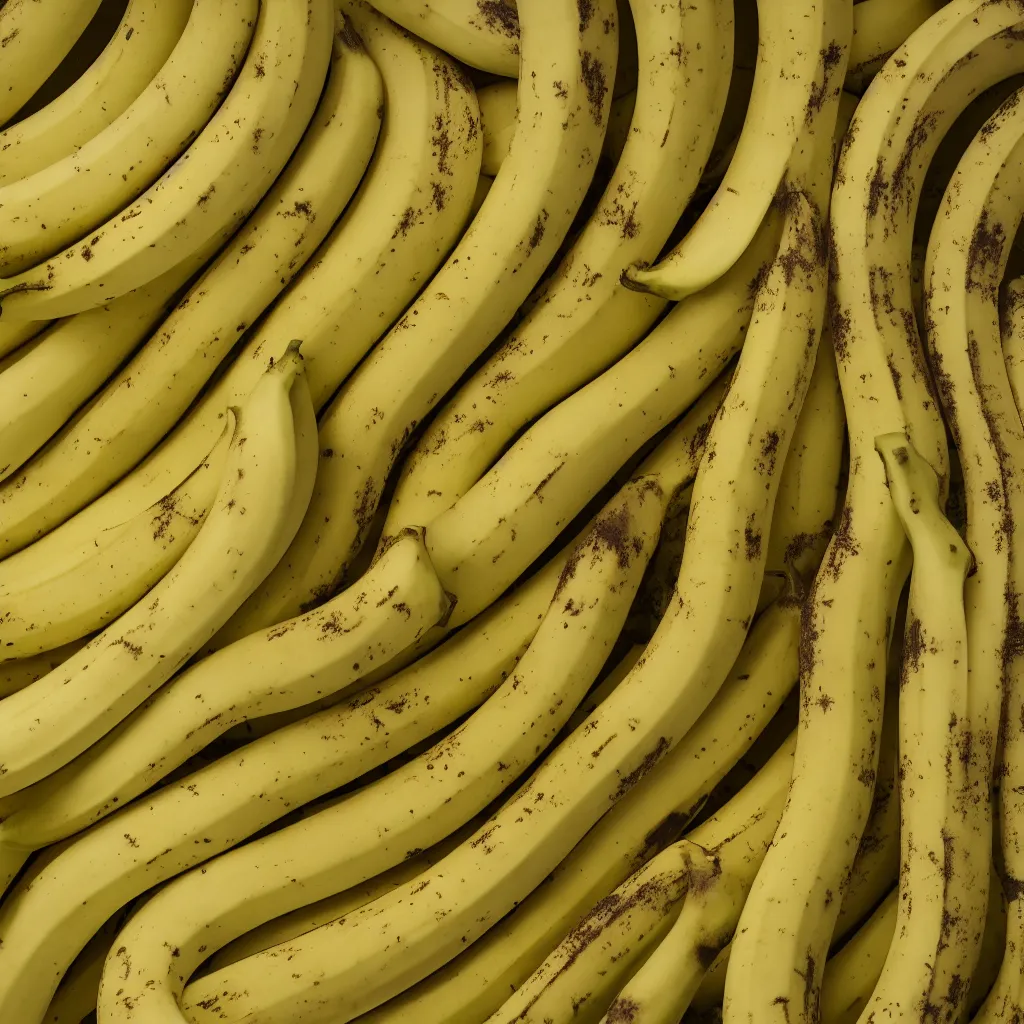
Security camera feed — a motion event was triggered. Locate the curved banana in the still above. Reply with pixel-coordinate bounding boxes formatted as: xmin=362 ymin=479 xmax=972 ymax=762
xmin=0 ymin=319 xmax=48 ymax=361
xmin=0 ymin=347 xmax=317 ymax=804
xmin=210 ymin=0 xmax=617 ymax=638
xmin=144 ymin=122 xmax=835 ymax=1024
xmin=0 ymin=0 xmax=103 ymax=127
xmin=856 ymin=433 xmax=973 ymax=1018
xmin=0 ymin=639 xmax=88 ymax=701
xmin=1001 ymin=274 xmax=1024 ymax=419
xmin=723 ymin=7 xmax=1024 ymax=1018
xmin=365 ymin=0 xmax=520 ymax=76
xmin=0 ymin=418 xmax=232 ymax=660
xmin=845 ymin=0 xmax=945 ymax=93
xmin=0 ymin=0 xmax=193 ymax=185
xmin=0 ymin=5 xmax=377 ymax=557
xmin=596 ymin=735 xmax=797 ymax=1024
xmin=378 ymin=0 xmax=732 ymax=537
xmin=0 ymin=0 xmax=256 ymax=278
xmin=478 ymin=79 xmax=518 ymax=175
xmin=0 ymin=0 xmax=333 ymax=320
xmin=624 ymin=0 xmax=837 ymax=301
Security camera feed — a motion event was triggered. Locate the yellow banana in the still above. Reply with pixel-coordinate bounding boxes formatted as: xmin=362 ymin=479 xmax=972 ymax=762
xmin=478 ymin=79 xmax=517 ymax=175
xmin=0 ymin=0 xmax=103 ymax=126
xmin=0 ymin=639 xmax=89 ymax=701
xmin=0 ymin=320 xmax=48 ymax=361
xmin=845 ymin=0 xmax=946 ymax=93
xmin=0 ymin=0 xmax=192 ymax=185
xmin=0 ymin=2 xmax=377 ymax=556
xmin=1001 ymin=275 xmax=1024 ymax=418
xmin=211 ymin=0 xmax=617 ymax=638
xmin=0 ymin=0 xmax=332 ymax=319
xmin=0 ymin=347 xmax=317 ymax=805
xmin=365 ymin=0 xmax=520 ymax=76
xmin=377 ymin=0 xmax=733 ymax=536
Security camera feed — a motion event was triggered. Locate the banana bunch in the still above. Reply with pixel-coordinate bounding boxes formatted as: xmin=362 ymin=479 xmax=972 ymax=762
xmin=5 ymin=0 xmax=1024 ymax=1021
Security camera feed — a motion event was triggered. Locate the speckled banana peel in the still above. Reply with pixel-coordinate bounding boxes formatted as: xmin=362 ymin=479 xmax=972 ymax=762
xmin=722 ymin=5 xmax=1024 ymax=1017
xmin=0 ymin=0 xmax=332 ymax=320
xmin=0 ymin=638 xmax=89 ymax=701
xmin=215 ymin=0 xmax=617 ymax=637
xmin=1000 ymin=275 xmax=1024 ymax=417
xmin=365 ymin=0 xmax=520 ymax=76
xmin=0 ymin=347 xmax=316 ymax=805
xmin=596 ymin=735 xmax=798 ymax=1024
xmin=146 ymin=97 xmax=837 ymax=1024
xmin=0 ymin=0 xmax=192 ymax=185
xmin=0 ymin=6 xmax=378 ymax=560
xmin=0 ymin=417 xmax=232 ymax=659
xmin=0 ymin=0 xmax=256 ymax=278
xmin=845 ymin=0 xmax=946 ymax=93
xmin=0 ymin=0 xmax=103 ymax=127
xmin=380 ymin=0 xmax=734 ymax=533
xmin=624 ymin=0 xmax=839 ymax=301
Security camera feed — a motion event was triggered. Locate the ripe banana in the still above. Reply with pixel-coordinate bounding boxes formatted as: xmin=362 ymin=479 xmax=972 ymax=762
xmin=596 ymin=735 xmax=798 ymax=1024
xmin=212 ymin=0 xmax=617 ymax=637
xmin=845 ymin=0 xmax=946 ymax=93
xmin=1001 ymin=275 xmax=1024 ymax=418
xmin=379 ymin=0 xmax=733 ymax=536
xmin=0 ymin=347 xmax=317 ymax=805
xmin=0 ymin=319 xmax=47 ymax=361
xmin=856 ymin=433 xmax=974 ymax=1019
xmin=0 ymin=639 xmax=89 ymax=701
xmin=0 ymin=418 xmax=232 ymax=660
xmin=0 ymin=0 xmax=333 ymax=320
xmin=139 ymin=127 xmax=834 ymax=1024
xmin=478 ymin=79 xmax=517 ymax=175
xmin=0 ymin=0 xmax=257 ymax=278
xmin=625 ymin=0 xmax=836 ymax=301
xmin=0 ymin=0 xmax=193 ymax=185
xmin=0 ymin=0 xmax=103 ymax=127
xmin=0 ymin=3 xmax=377 ymax=557
xmin=722 ymin=7 xmax=1024 ymax=1017
xmin=366 ymin=0 xmax=520 ymax=76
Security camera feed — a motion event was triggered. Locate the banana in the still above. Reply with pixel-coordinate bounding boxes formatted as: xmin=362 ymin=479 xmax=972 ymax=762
xmin=0 ymin=320 xmax=48 ymax=361
xmin=0 ymin=347 xmax=317 ymax=806
xmin=818 ymin=889 xmax=897 ymax=1024
xmin=377 ymin=0 xmax=732 ymax=537
xmin=136 ymin=104 xmax=837 ymax=1024
xmin=845 ymin=0 xmax=946 ymax=94
xmin=478 ymin=79 xmax=518 ymax=175
xmin=722 ymin=7 xmax=1024 ymax=1017
xmin=0 ymin=0 xmax=103 ymax=127
xmin=0 ymin=0 xmax=333 ymax=320
xmin=0 ymin=4 xmax=378 ymax=557
xmin=0 ymin=418 xmax=232 ymax=660
xmin=0 ymin=639 xmax=89 ymax=701
xmin=623 ymin=0 xmax=835 ymax=301
xmin=209 ymin=0 xmax=617 ymax=638
xmin=0 ymin=0 xmax=257 ymax=278
xmin=365 ymin=0 xmax=520 ymax=76
xmin=0 ymin=0 xmax=480 ymax=621
xmin=1001 ymin=275 xmax=1024 ymax=419
xmin=0 ymin=0 xmax=193 ymax=185
xmin=596 ymin=736 xmax=798 ymax=1024
xmin=855 ymin=433 xmax=973 ymax=1019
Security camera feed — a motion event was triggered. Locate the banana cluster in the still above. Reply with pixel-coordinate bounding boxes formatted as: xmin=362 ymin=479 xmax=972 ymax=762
xmin=0 ymin=0 xmax=1022 ymax=1022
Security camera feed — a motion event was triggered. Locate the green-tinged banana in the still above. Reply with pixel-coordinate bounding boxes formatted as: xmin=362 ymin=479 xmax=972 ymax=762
xmin=1001 ymin=275 xmax=1024 ymax=418
xmin=0 ymin=348 xmax=317 ymax=806
xmin=0 ymin=5 xmax=378 ymax=556
xmin=923 ymin=81 xmax=1024 ymax=1024
xmin=210 ymin=0 xmax=617 ymax=637
xmin=722 ymin=6 xmax=1024 ymax=1017
xmin=0 ymin=0 xmax=333 ymax=320
xmin=624 ymin=0 xmax=837 ymax=301
xmin=0 ymin=639 xmax=90 ymax=701
xmin=378 ymin=0 xmax=732 ymax=537
xmin=0 ymin=0 xmax=103 ymax=127
xmin=0 ymin=1 xmax=480 ymax=612
xmin=0 ymin=0 xmax=193 ymax=185
xmin=597 ymin=735 xmax=797 ymax=1024
xmin=143 ymin=133 xmax=834 ymax=1024
xmin=0 ymin=0 xmax=256 ymax=278
xmin=478 ymin=79 xmax=517 ymax=175
xmin=0 ymin=418 xmax=232 ymax=659
xmin=350 ymin=584 xmax=802 ymax=1023
xmin=365 ymin=0 xmax=520 ymax=76
xmin=845 ymin=0 xmax=946 ymax=93
xmin=103 ymin=426 xmax=686 ymax=1024
xmin=855 ymin=433 xmax=973 ymax=1018
xmin=0 ymin=320 xmax=48 ymax=361
xmin=489 ymin=840 xmax=719 ymax=1024
xmin=819 ymin=889 xmax=897 ymax=1024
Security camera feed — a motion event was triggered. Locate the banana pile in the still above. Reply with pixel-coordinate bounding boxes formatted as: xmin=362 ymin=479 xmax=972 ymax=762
xmin=1 ymin=0 xmax=1024 ymax=1021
